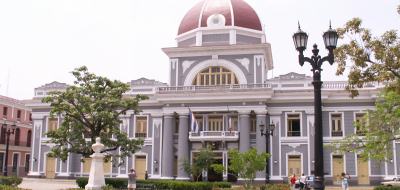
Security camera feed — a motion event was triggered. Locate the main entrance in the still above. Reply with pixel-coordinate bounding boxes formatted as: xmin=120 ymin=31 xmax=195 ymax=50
xmin=288 ymin=155 xmax=301 ymax=177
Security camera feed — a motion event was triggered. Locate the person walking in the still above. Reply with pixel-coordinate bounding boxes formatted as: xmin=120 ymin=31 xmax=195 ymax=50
xmin=341 ymin=172 xmax=350 ymax=190
xmin=290 ymin=174 xmax=297 ymax=190
xmin=300 ymin=173 xmax=306 ymax=190
xmin=128 ymin=169 xmax=137 ymax=190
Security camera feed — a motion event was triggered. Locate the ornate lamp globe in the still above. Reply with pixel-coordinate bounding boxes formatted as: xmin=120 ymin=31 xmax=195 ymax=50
xmin=292 ymin=25 xmax=308 ymax=52
xmin=323 ymin=25 xmax=339 ymax=51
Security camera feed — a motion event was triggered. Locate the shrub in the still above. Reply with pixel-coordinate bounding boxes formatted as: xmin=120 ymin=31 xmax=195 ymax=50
xmin=76 ymin=178 xmax=231 ymax=190
xmin=0 ymin=184 xmax=29 ymax=190
xmin=374 ymin=186 xmax=400 ymax=190
xmin=0 ymin=176 xmax=23 ymax=187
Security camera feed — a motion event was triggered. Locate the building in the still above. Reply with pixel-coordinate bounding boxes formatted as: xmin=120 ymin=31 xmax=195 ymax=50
xmin=26 ymin=0 xmax=398 ymax=185
xmin=0 ymin=95 xmax=32 ymax=177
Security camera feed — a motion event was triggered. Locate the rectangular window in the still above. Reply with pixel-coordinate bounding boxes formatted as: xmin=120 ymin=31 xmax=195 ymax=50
xmin=208 ymin=116 xmax=223 ymax=131
xmin=12 ymin=154 xmax=18 ymax=174
xmin=331 ymin=113 xmax=343 ymax=137
xmin=135 ymin=116 xmax=147 ymax=138
xmin=0 ymin=152 xmax=4 ymax=173
xmin=287 ymin=114 xmax=301 ymax=137
xmin=25 ymin=154 xmax=30 ymax=173
xmin=47 ymin=118 xmax=58 ymax=133
xmin=250 ymin=116 xmax=257 ymax=133
xmin=355 ymin=113 xmax=367 ymax=136
xmin=29 ymin=113 xmax=32 ymax=122
xmin=196 ymin=116 xmax=203 ymax=131
xmin=3 ymin=107 xmax=8 ymax=117
xmin=228 ymin=116 xmax=238 ymax=131
xmin=17 ymin=110 xmax=21 ymax=120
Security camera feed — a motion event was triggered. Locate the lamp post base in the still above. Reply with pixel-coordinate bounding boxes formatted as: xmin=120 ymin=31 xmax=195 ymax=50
xmin=313 ymin=176 xmax=325 ymax=190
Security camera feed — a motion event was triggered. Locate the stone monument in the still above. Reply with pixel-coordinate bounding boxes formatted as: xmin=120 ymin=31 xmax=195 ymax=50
xmin=85 ymin=137 xmax=106 ymax=190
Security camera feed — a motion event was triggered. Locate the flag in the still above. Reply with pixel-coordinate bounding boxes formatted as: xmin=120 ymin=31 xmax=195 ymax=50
xmin=189 ymin=110 xmax=199 ymax=133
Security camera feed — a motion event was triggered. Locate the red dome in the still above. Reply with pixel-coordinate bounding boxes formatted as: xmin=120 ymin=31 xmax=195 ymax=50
xmin=178 ymin=0 xmax=262 ymax=35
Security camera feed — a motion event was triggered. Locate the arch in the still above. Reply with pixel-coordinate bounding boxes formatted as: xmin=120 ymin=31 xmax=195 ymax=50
xmin=184 ymin=59 xmax=247 ymax=86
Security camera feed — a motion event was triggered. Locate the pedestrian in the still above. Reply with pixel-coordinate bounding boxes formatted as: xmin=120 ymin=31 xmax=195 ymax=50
xmin=128 ymin=169 xmax=137 ymax=190
xmin=145 ymin=170 xmax=148 ymax=180
xmin=341 ymin=172 xmax=350 ymax=190
xmin=300 ymin=173 xmax=306 ymax=190
xmin=290 ymin=173 xmax=297 ymax=190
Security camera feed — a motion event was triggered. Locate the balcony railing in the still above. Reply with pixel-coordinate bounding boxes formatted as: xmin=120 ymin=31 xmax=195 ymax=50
xmin=287 ymin=131 xmax=301 ymax=137
xmin=155 ymin=82 xmax=381 ymax=94
xmin=331 ymin=131 xmax=343 ymax=137
xmin=0 ymin=140 xmax=31 ymax=147
xmin=189 ymin=131 xmax=239 ymax=141
xmin=157 ymin=84 xmax=272 ymax=94
xmin=135 ymin=133 xmax=147 ymax=138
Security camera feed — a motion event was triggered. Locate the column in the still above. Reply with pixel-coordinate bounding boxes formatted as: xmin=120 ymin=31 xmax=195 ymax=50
xmin=239 ymin=110 xmax=251 ymax=152
xmin=161 ymin=114 xmax=174 ymax=179
xmin=255 ymin=111 xmax=267 ymax=179
xmin=177 ymin=113 xmax=190 ymax=180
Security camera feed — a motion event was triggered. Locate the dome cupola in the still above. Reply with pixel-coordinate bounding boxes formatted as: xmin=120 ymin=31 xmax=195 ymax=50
xmin=178 ymin=0 xmax=263 ymax=35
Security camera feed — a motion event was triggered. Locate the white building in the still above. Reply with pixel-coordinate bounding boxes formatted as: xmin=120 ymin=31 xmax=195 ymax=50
xmin=26 ymin=0 xmax=397 ymax=185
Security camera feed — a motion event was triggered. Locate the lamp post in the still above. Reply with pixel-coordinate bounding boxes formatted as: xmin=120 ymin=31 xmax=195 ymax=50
xmin=292 ymin=23 xmax=338 ymax=190
xmin=2 ymin=121 xmax=16 ymax=176
xmin=260 ymin=121 xmax=275 ymax=184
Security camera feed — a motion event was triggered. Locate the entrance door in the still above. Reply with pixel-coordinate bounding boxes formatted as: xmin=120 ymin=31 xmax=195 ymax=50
xmin=357 ymin=155 xmax=370 ymax=185
xmin=135 ymin=156 xmax=146 ymax=180
xmin=45 ymin=157 xmax=56 ymax=178
xmin=332 ymin=155 xmax=344 ymax=185
xmin=288 ymin=155 xmax=301 ymax=177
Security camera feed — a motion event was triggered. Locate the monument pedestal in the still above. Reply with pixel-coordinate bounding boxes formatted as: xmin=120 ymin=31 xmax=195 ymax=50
xmin=85 ymin=138 xmax=106 ymax=190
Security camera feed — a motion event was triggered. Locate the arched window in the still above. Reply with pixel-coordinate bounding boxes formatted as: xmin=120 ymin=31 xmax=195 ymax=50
xmin=192 ymin=66 xmax=238 ymax=86
xmin=14 ymin=128 xmax=20 ymax=146
xmin=27 ymin=130 xmax=32 ymax=147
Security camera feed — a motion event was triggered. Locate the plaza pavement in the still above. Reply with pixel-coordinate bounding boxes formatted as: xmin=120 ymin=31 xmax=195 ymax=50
xmin=18 ymin=177 xmax=375 ymax=190
xmin=18 ymin=178 xmax=79 ymax=190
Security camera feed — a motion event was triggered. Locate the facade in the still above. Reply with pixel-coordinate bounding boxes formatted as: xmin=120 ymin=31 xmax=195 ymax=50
xmin=26 ymin=0 xmax=398 ymax=185
xmin=0 ymin=95 xmax=32 ymax=177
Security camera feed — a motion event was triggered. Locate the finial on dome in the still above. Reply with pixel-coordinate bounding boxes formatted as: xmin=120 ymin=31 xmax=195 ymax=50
xmin=329 ymin=20 xmax=332 ymax=29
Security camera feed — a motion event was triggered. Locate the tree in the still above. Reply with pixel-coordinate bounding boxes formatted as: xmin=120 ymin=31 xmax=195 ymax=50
xmin=333 ymin=90 xmax=400 ymax=161
xmin=228 ymin=148 xmax=269 ymax=190
xmin=183 ymin=147 xmax=223 ymax=181
xmin=43 ymin=66 xmax=148 ymax=162
xmin=333 ymin=7 xmax=400 ymax=160
xmin=335 ymin=18 xmax=400 ymax=97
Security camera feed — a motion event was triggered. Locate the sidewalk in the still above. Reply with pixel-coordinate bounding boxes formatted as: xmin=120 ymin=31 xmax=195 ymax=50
xmin=18 ymin=177 xmax=79 ymax=190
xmin=325 ymin=186 xmax=374 ymax=190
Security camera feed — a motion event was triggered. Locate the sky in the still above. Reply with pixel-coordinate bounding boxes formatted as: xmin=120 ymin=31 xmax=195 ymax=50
xmin=0 ymin=0 xmax=399 ymax=100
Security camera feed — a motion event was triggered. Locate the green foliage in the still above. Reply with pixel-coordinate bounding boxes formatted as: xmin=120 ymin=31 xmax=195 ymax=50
xmin=43 ymin=66 xmax=148 ymax=161
xmin=228 ymin=148 xmax=269 ymax=190
xmin=335 ymin=18 xmax=400 ymax=97
xmin=374 ymin=186 xmax=400 ymax=190
xmin=76 ymin=178 xmax=231 ymax=190
xmin=0 ymin=185 xmax=29 ymax=190
xmin=0 ymin=176 xmax=23 ymax=187
xmin=333 ymin=90 xmax=400 ymax=161
xmin=183 ymin=147 xmax=223 ymax=181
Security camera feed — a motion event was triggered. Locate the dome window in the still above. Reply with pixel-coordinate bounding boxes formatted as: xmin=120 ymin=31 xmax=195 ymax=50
xmin=207 ymin=14 xmax=226 ymax=28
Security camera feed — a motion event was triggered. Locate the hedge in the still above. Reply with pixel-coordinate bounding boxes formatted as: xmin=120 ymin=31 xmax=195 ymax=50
xmin=0 ymin=184 xmax=28 ymax=190
xmin=76 ymin=178 xmax=231 ymax=190
xmin=0 ymin=176 xmax=23 ymax=187
xmin=260 ymin=184 xmax=290 ymax=190
xmin=374 ymin=186 xmax=400 ymax=190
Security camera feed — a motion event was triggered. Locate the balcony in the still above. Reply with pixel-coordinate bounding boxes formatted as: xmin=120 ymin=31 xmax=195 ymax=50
xmin=189 ymin=131 xmax=239 ymax=142
xmin=157 ymin=84 xmax=272 ymax=94
xmin=331 ymin=131 xmax=343 ymax=137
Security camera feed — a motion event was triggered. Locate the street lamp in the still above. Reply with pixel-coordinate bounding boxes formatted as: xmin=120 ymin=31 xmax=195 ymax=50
xmin=292 ymin=22 xmax=338 ymax=190
xmin=260 ymin=121 xmax=275 ymax=184
xmin=2 ymin=120 xmax=16 ymax=176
